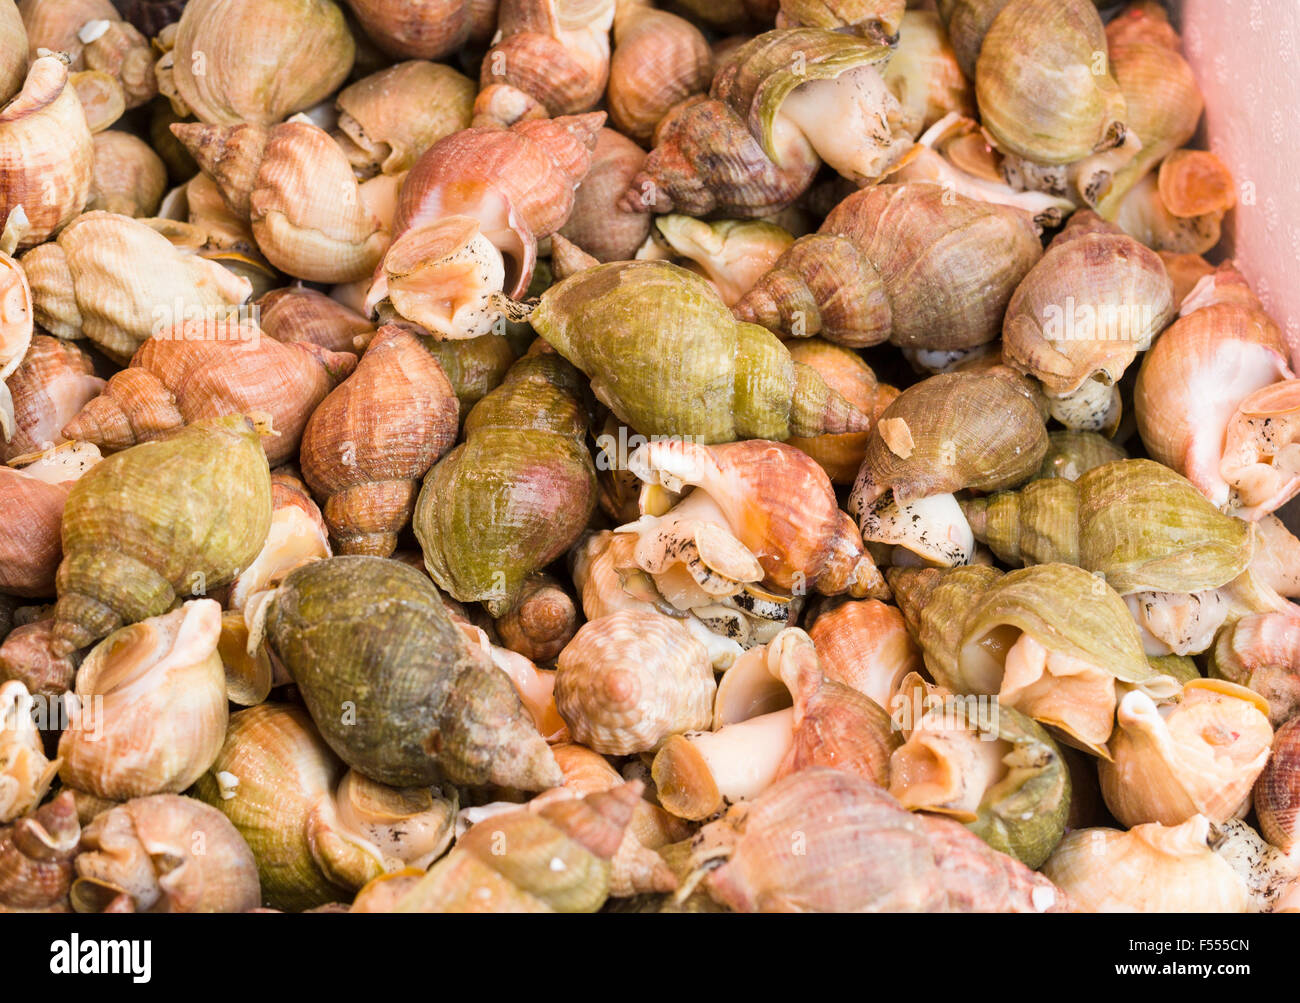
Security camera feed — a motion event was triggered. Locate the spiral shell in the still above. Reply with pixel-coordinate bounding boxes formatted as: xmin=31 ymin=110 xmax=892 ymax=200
xmin=607 ymin=1 xmax=711 ymax=144
xmin=159 ymin=0 xmax=354 ymax=126
xmin=556 ymin=127 xmax=650 ymax=263
xmin=300 ymin=325 xmax=457 ymax=556
xmin=1255 ymin=716 xmax=1300 ymax=853
xmin=0 ymin=679 xmax=57 ymax=823
xmin=58 ymin=599 xmax=227 ymax=800
xmin=555 ymin=609 xmax=715 ymax=755
xmin=194 ymin=703 xmax=455 ymax=911
xmin=0 ymin=790 xmax=80 ymax=911
xmin=72 ymin=794 xmax=260 ymax=912
xmin=264 ymin=555 xmax=562 ymax=790
xmin=257 ymin=286 xmax=374 ymax=358
xmin=63 ymin=321 xmax=355 ymax=466
xmin=1208 ymin=608 xmax=1300 ymax=728
xmin=807 ymin=599 xmax=920 ymax=709
xmin=0 ymin=56 xmax=93 ymax=249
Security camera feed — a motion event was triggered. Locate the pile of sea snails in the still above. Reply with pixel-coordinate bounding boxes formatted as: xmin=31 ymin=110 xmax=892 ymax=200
xmin=0 ymin=0 xmax=1296 ymax=915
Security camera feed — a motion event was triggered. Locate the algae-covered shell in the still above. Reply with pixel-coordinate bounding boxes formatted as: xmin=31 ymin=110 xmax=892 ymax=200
xmin=1042 ymin=815 xmax=1249 ymax=913
xmin=414 ymin=352 xmax=596 ymax=616
xmin=263 ymin=555 xmax=561 ymax=791
xmin=530 ymin=260 xmax=869 ymax=444
xmin=1099 ymin=679 xmax=1272 ymax=828
xmin=849 ymin=369 xmax=1047 ymax=507
xmin=554 ymin=609 xmax=715 ymax=755
xmin=52 ymin=414 xmax=272 ymax=656
xmin=961 ymin=477 xmax=1081 ymax=568
xmin=975 ymin=0 xmax=1127 ymax=165
xmin=57 ymin=600 xmax=227 ymax=801
xmin=1076 ymin=459 xmax=1254 ymax=595
xmin=193 ymin=702 xmax=456 ymax=912
xmin=889 ymin=694 xmax=1070 ymax=869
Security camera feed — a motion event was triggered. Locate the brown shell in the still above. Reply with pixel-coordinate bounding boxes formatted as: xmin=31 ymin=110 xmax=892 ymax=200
xmin=495 ymin=571 xmax=579 ymax=665
xmin=0 ymin=56 xmax=93 ymax=248
xmin=62 ymin=322 xmax=356 ymax=466
xmin=608 ymin=3 xmax=712 ymax=144
xmin=0 ymin=618 xmax=79 ymax=697
xmin=257 ymin=286 xmax=375 ymax=357
xmin=0 ymin=791 xmax=80 ymax=912
xmin=0 ymin=467 xmax=67 ymax=597
xmin=1256 ymin=716 xmax=1300 ymax=853
xmin=556 ymin=127 xmax=651 ymax=263
xmin=1 ymin=335 xmax=104 ymax=462
xmin=299 ymin=325 xmax=458 ymax=556
xmin=86 ymin=130 xmax=167 ymax=217
xmin=344 ymin=0 xmax=474 ymax=60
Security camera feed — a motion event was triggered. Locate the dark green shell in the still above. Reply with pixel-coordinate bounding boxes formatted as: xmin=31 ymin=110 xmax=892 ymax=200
xmin=264 ymin=555 xmax=561 ymax=790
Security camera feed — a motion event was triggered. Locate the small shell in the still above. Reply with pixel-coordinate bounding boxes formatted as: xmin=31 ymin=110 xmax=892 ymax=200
xmin=257 ymin=286 xmax=375 ymax=358
xmin=57 ymin=600 xmax=227 ymax=801
xmin=556 ymin=128 xmax=650 ymax=263
xmin=0 ymin=679 xmax=58 ymax=823
xmin=554 ymin=609 xmax=715 ymax=755
xmin=1042 ymin=815 xmax=1249 ymax=913
xmin=1208 ymin=608 xmax=1300 ymax=728
xmin=300 ymin=325 xmax=458 ymax=556
xmin=342 ymin=0 xmax=480 ymax=60
xmin=0 ymin=464 xmax=68 ymax=597
xmin=1255 ymin=716 xmax=1300 ymax=852
xmin=71 ymin=793 xmax=260 ymax=912
xmin=86 ymin=130 xmax=166 ymax=217
xmin=227 ymin=470 xmax=330 ymax=613
xmin=881 ymin=10 xmax=974 ymax=138
xmin=0 ymin=790 xmax=80 ymax=911
xmin=1099 ymin=680 xmax=1273 ymax=828
xmin=0 ymin=617 xmax=79 ymax=698
xmin=495 ymin=572 xmax=579 ymax=665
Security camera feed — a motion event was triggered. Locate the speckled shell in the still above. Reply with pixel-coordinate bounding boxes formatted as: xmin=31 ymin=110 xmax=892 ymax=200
xmin=300 ymin=325 xmax=458 ymax=556
xmin=72 ymin=794 xmax=260 ymax=912
xmin=1255 ymin=716 xmax=1300 ymax=852
xmin=0 ymin=56 xmax=93 ymax=248
xmin=53 ymin=414 xmax=272 ymax=654
xmin=555 ymin=609 xmax=715 ymax=755
xmin=264 ymin=555 xmax=561 ymax=790
xmin=62 ymin=325 xmax=355 ymax=466
xmin=414 ymin=352 xmax=596 ymax=614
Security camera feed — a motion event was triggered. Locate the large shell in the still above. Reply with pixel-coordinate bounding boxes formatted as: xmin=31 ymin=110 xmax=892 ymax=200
xmin=1002 ymin=211 xmax=1175 ymax=427
xmin=0 ymin=464 xmax=68 ymax=596
xmin=0 ymin=56 xmax=93 ymax=248
xmin=194 ymin=703 xmax=456 ymax=911
xmin=57 ymin=600 xmax=227 ymax=800
xmin=263 ymin=555 xmax=561 ymax=790
xmin=1099 ymin=679 xmax=1272 ymax=828
xmin=1042 ymin=815 xmax=1249 ymax=913
xmin=365 ymin=113 xmax=603 ymax=335
xmin=626 ymin=438 xmax=883 ymax=598
xmin=21 ymin=211 xmax=253 ymax=364
xmin=414 ymin=352 xmax=595 ymax=614
xmin=975 ymin=0 xmax=1127 ymax=165
xmin=555 ymin=609 xmax=715 ymax=755
xmin=695 ymin=767 xmax=1065 ymax=912
xmin=71 ymin=794 xmax=260 ymax=912
xmin=173 ymin=118 xmax=390 ymax=284
xmin=50 ymin=414 xmax=271 ymax=655
xmin=335 ymin=60 xmax=475 ymax=177
xmin=63 ymin=321 xmax=355 ymax=466
xmin=300 ymin=325 xmax=458 ymax=556
xmin=160 ymin=0 xmax=354 ymax=126
xmin=531 ymin=260 xmax=870 ymax=443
